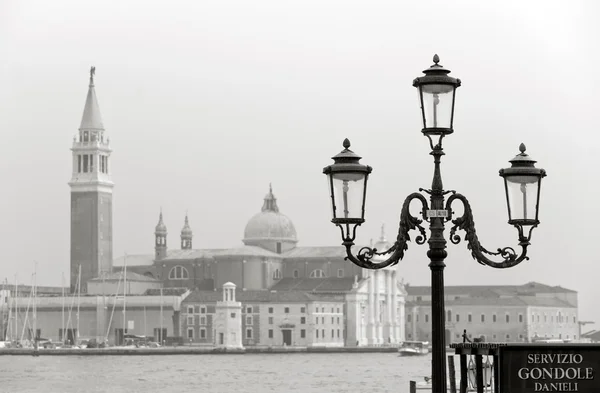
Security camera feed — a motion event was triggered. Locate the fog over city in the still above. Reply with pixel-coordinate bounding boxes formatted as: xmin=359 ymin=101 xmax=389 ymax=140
xmin=1 ymin=0 xmax=598 ymax=325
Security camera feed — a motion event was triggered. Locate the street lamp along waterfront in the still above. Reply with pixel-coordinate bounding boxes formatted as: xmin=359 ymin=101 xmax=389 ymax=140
xmin=323 ymin=55 xmax=547 ymax=393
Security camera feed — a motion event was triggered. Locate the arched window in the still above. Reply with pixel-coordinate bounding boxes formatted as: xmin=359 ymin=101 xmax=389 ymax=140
xmin=273 ymin=269 xmax=282 ymax=280
xmin=310 ymin=269 xmax=325 ymax=278
xmin=337 ymin=269 xmax=344 ymax=278
xmin=169 ymin=265 xmax=189 ymax=280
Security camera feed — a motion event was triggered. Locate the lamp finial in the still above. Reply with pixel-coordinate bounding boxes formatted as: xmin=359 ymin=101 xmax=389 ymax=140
xmin=343 ymin=138 xmax=351 ymax=149
xmin=519 ymin=143 xmax=526 ymax=154
xmin=433 ymin=54 xmax=440 ymax=64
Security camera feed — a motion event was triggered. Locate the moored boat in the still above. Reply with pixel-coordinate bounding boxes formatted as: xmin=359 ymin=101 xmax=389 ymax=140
xmin=398 ymin=341 xmax=429 ymax=356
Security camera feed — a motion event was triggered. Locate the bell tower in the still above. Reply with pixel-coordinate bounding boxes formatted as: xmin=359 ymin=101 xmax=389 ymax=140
xmin=155 ymin=210 xmax=168 ymax=260
xmin=69 ymin=67 xmax=114 ymax=293
xmin=180 ymin=213 xmax=193 ymax=250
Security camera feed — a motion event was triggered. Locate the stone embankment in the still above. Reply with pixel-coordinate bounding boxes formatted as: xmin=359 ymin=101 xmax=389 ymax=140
xmin=0 ymin=346 xmax=399 ymax=356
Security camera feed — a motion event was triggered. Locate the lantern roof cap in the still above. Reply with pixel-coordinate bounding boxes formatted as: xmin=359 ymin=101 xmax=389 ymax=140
xmin=413 ymin=54 xmax=461 ymax=88
xmin=500 ymin=143 xmax=547 ymax=177
xmin=323 ymin=138 xmax=372 ymax=174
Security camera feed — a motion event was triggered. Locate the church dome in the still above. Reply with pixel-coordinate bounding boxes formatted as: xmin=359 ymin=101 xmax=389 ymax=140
xmin=243 ymin=185 xmax=297 ymax=244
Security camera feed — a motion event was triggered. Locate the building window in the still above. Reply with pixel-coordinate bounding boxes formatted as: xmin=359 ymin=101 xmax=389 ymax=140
xmin=83 ymin=154 xmax=89 ymax=172
xmin=407 ymin=315 xmax=412 ymax=322
xmin=187 ymin=327 xmax=194 ymax=339
xmin=337 ymin=317 xmax=340 ymax=324
xmin=268 ymin=329 xmax=273 ymax=338
xmin=187 ymin=306 xmax=194 ymax=314
xmin=506 ymin=314 xmax=510 ymax=323
xmin=416 ymin=315 xmax=419 ymax=322
xmin=573 ymin=316 xmax=576 ymax=323
xmin=200 ymin=306 xmax=206 ymax=314
xmin=268 ymin=307 xmax=273 ymax=314
xmin=273 ymin=269 xmax=282 ymax=280
xmin=89 ymin=154 xmax=94 ymax=172
xmin=199 ymin=316 xmax=206 ymax=325
xmin=337 ymin=269 xmax=344 ymax=278
xmin=293 ymin=269 xmax=299 ymax=278
xmin=519 ymin=314 xmax=523 ymax=323
xmin=331 ymin=317 xmax=334 ymax=324
xmin=481 ymin=314 xmax=485 ymax=323
xmin=310 ymin=269 xmax=325 ymax=278
xmin=300 ymin=329 xmax=306 ymax=338
xmin=300 ymin=307 xmax=306 ymax=313
xmin=506 ymin=334 xmax=510 ymax=340
xmin=337 ymin=329 xmax=340 ymax=338
xmin=468 ymin=314 xmax=472 ymax=323
xmin=246 ymin=316 xmax=253 ymax=325
xmin=187 ymin=316 xmax=194 ymax=325
xmin=316 ymin=330 xmax=319 ymax=338
xmin=246 ymin=306 xmax=253 ymax=314
xmin=168 ymin=265 xmax=189 ymax=280
xmin=447 ymin=310 xmax=452 ymax=322
xmin=425 ymin=315 xmax=429 ymax=323
xmin=246 ymin=328 xmax=252 ymax=339
xmin=268 ymin=317 xmax=273 ymax=324
xmin=300 ymin=317 xmax=306 ymax=324
xmin=322 ymin=317 xmax=325 ymax=324
xmin=315 ymin=317 xmax=319 ymax=325
xmin=200 ymin=328 xmax=206 ymax=339
xmin=493 ymin=334 xmax=497 ymax=340
xmin=456 ymin=314 xmax=460 ymax=322
xmin=276 ymin=242 xmax=282 ymax=253
xmin=77 ymin=155 xmax=82 ymax=172
xmin=493 ymin=314 xmax=497 ymax=323
xmin=416 ymin=296 xmax=422 ymax=302
xmin=230 ymin=313 xmax=236 ymax=318
xmin=284 ymin=307 xmax=290 ymax=314
xmin=537 ymin=315 xmax=540 ymax=322
xmin=331 ymin=329 xmax=334 ymax=338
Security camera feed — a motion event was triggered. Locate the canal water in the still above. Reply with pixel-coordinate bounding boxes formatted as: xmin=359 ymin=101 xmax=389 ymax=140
xmin=0 ymin=353 xmax=431 ymax=393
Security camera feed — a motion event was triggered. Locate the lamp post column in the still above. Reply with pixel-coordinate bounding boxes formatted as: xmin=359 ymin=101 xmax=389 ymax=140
xmin=428 ymin=147 xmax=448 ymax=393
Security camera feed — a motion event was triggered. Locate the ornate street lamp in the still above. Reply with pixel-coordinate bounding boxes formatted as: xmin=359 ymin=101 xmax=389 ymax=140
xmin=323 ymin=55 xmax=546 ymax=393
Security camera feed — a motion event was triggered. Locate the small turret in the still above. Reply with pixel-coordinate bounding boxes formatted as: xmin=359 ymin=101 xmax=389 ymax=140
xmin=181 ymin=213 xmax=193 ymax=250
xmin=155 ymin=209 xmax=168 ymax=260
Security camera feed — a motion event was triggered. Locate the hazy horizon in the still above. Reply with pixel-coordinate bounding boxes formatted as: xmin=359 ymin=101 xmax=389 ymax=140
xmin=1 ymin=1 xmax=598 ymax=326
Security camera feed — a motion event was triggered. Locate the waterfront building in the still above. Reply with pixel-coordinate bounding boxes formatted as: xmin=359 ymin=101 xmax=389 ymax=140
xmin=405 ymin=282 xmax=579 ymax=343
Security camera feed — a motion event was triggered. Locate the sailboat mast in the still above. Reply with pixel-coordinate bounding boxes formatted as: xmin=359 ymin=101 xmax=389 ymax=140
xmin=76 ymin=265 xmax=81 ymax=342
xmin=61 ymin=272 xmax=65 ymax=343
xmin=123 ymin=254 xmax=127 ymax=337
xmin=160 ymin=286 xmax=163 ymax=344
xmin=14 ymin=274 xmax=17 ymax=342
xmin=33 ymin=262 xmax=37 ymax=342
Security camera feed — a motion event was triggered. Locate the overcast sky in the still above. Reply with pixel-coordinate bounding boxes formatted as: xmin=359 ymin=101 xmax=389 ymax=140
xmin=1 ymin=1 xmax=599 ymax=326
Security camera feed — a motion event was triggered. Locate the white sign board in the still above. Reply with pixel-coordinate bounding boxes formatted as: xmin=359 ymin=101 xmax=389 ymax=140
xmin=426 ymin=209 xmax=448 ymax=218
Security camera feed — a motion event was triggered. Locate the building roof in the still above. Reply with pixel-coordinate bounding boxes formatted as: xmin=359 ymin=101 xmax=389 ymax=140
xmin=88 ymin=271 xmax=158 ymax=282
xmin=269 ymin=277 xmax=357 ymax=293
xmin=212 ymin=245 xmax=282 ymax=258
xmin=181 ymin=289 xmax=344 ymax=304
xmin=282 ymin=246 xmax=366 ymax=259
xmin=113 ymin=254 xmax=155 ymax=267
xmin=405 ymin=282 xmax=577 ymax=297
xmin=406 ymin=296 xmax=575 ymax=308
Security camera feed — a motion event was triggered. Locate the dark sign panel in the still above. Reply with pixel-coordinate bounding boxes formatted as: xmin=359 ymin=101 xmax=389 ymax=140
xmin=500 ymin=344 xmax=600 ymax=393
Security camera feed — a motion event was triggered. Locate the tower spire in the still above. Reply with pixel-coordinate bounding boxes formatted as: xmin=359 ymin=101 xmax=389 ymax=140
xmin=181 ymin=211 xmax=193 ymax=250
xmin=80 ymin=66 xmax=104 ymax=131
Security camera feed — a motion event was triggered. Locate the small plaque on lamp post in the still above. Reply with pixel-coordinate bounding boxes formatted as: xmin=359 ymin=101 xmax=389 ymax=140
xmin=426 ymin=210 xmax=448 ymax=218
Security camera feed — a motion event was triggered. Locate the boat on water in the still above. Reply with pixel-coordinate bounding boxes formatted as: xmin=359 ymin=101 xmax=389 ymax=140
xmin=398 ymin=341 xmax=429 ymax=356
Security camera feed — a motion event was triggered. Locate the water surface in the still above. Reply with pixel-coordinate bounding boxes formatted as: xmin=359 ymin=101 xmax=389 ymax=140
xmin=0 ymin=353 xmax=431 ymax=393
